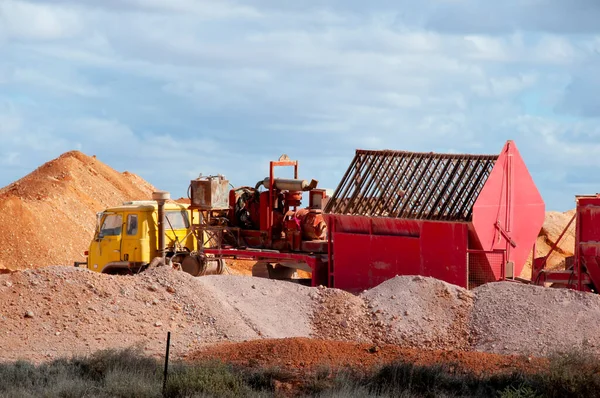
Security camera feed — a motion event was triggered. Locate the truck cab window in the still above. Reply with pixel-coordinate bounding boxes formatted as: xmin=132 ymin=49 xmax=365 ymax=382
xmin=126 ymin=214 xmax=138 ymax=236
xmin=165 ymin=210 xmax=190 ymax=229
xmin=100 ymin=214 xmax=123 ymax=236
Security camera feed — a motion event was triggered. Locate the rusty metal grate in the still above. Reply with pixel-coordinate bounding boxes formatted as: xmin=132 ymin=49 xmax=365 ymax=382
xmin=324 ymin=149 xmax=498 ymax=221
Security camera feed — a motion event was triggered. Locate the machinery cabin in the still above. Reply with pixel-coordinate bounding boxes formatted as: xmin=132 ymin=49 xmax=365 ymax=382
xmin=84 ymin=200 xmax=196 ymax=274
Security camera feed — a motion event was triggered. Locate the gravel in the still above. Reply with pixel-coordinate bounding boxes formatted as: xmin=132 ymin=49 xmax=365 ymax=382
xmin=4 ymin=265 xmax=600 ymax=363
xmin=471 ymin=281 xmax=600 ymax=356
xmin=362 ymin=275 xmax=474 ymax=350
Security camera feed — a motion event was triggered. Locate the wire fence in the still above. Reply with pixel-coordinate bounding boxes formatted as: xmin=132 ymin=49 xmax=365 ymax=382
xmin=467 ymin=250 xmax=506 ymax=290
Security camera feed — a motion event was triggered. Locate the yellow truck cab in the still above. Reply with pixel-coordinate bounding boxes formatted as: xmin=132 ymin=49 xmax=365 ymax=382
xmin=85 ymin=200 xmax=197 ymax=274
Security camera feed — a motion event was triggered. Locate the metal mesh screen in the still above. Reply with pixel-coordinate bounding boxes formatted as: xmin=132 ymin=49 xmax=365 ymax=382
xmin=324 ymin=149 xmax=498 ymax=221
xmin=468 ymin=250 xmax=506 ymax=289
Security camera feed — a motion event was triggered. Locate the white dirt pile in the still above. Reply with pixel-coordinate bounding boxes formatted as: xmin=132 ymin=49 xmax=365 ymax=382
xmin=471 ymin=281 xmax=600 ymax=356
xmin=362 ymin=276 xmax=474 ymax=350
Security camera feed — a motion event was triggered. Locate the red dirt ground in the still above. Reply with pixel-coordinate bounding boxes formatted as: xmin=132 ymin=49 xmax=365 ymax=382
xmin=187 ymin=337 xmax=547 ymax=376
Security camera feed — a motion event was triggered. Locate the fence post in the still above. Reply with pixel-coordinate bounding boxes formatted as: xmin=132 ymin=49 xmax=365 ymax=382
xmin=162 ymin=331 xmax=171 ymax=397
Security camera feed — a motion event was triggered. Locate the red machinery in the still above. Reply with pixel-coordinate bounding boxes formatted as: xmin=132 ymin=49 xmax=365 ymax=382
xmin=188 ymin=155 xmax=330 ymax=286
xmin=323 ymin=140 xmax=545 ymax=292
xmin=532 ymin=195 xmax=600 ymax=293
xmin=188 ymin=140 xmax=546 ymax=293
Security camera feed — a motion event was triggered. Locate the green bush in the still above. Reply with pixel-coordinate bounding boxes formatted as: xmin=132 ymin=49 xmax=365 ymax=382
xmin=533 ymin=348 xmax=600 ymax=398
xmin=164 ymin=361 xmax=260 ymax=398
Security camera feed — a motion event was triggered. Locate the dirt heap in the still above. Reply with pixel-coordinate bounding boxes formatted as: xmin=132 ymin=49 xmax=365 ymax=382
xmin=362 ymin=276 xmax=474 ymax=351
xmin=521 ymin=209 xmax=576 ymax=279
xmin=4 ymin=266 xmax=600 ymax=364
xmin=471 ymin=281 xmax=600 ymax=357
xmin=0 ymin=267 xmax=318 ymax=363
xmin=0 ymin=151 xmax=155 ymax=271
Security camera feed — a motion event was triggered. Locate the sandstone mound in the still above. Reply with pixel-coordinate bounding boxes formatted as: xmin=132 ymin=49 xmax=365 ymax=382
xmin=0 ymin=151 xmax=155 ymax=271
xmin=521 ymin=209 xmax=576 ymax=279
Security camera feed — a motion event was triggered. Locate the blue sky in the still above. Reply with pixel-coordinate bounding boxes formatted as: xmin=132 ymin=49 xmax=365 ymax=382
xmin=1 ymin=0 xmax=600 ymax=211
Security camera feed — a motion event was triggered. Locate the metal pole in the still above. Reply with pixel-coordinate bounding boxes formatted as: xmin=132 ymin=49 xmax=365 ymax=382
xmin=152 ymin=191 xmax=171 ymax=261
xmin=162 ymin=331 xmax=171 ymax=397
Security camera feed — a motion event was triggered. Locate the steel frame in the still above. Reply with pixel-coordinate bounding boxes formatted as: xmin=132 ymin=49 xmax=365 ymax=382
xmin=325 ymin=149 xmax=498 ymax=221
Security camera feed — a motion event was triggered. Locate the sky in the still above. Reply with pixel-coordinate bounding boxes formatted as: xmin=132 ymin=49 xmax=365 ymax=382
xmin=1 ymin=1 xmax=600 ymax=211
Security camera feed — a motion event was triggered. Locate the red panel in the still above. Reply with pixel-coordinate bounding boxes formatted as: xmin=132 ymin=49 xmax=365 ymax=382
xmin=259 ymin=191 xmax=270 ymax=232
xmin=576 ymin=198 xmax=600 ymax=289
xmin=332 ymin=221 xmax=469 ymax=292
xmin=333 ymin=233 xmax=421 ymax=292
xmin=472 ymin=140 xmax=545 ymax=279
xmin=323 ymin=214 xmax=421 ymax=236
xmin=420 ymin=222 xmax=468 ymax=287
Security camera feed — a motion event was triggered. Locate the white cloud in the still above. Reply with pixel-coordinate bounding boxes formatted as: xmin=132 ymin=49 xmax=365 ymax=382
xmin=0 ymin=0 xmax=83 ymax=40
xmin=12 ymin=68 xmax=106 ymax=97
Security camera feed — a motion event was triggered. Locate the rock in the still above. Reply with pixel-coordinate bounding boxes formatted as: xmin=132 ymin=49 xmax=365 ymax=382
xmin=24 ymin=311 xmax=34 ymax=318
xmin=166 ymin=286 xmax=176 ymax=294
xmin=149 ymin=284 xmax=159 ymax=292
xmin=154 ymin=321 xmax=162 ymax=327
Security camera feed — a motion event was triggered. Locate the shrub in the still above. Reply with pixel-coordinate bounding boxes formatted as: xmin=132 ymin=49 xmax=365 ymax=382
xmin=164 ymin=360 xmax=258 ymax=398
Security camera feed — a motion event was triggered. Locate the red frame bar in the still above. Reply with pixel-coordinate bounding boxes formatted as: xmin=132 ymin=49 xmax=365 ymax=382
xmin=203 ymin=248 xmax=322 ymax=286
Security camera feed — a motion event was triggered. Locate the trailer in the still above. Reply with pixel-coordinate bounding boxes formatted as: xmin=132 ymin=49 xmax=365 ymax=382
xmin=190 ymin=140 xmax=546 ymax=292
xmin=323 ymin=140 xmax=545 ymax=292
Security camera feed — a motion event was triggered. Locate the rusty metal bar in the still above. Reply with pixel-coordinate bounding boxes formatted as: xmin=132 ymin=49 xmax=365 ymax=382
xmin=372 ymin=153 xmax=409 ymax=217
xmin=325 ymin=149 xmax=498 ymax=221
xmin=397 ymin=155 xmax=438 ymax=218
xmin=415 ymin=157 xmax=454 ymax=219
xmin=354 ymin=153 xmax=395 ymax=216
xmin=342 ymin=153 xmax=379 ymax=214
xmin=384 ymin=154 xmax=420 ymax=216
xmin=435 ymin=160 xmax=470 ymax=220
xmin=324 ymin=152 xmax=359 ymax=214
xmin=352 ymin=153 xmax=388 ymax=215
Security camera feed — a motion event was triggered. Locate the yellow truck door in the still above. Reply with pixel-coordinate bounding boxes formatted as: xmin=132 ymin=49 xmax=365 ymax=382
xmin=121 ymin=213 xmax=145 ymax=264
xmin=88 ymin=212 xmax=123 ymax=271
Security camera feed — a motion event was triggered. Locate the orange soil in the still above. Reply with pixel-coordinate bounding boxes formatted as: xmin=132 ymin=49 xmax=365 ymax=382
xmin=188 ymin=337 xmax=547 ymax=376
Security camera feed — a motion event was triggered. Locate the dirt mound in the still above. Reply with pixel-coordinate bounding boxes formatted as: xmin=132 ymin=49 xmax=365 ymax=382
xmin=3 ymin=264 xmax=600 ymax=364
xmin=188 ymin=337 xmax=547 ymax=376
xmin=310 ymin=287 xmax=384 ymax=344
xmin=362 ymin=276 xmax=474 ymax=351
xmin=521 ymin=209 xmax=576 ymax=279
xmin=471 ymin=281 xmax=600 ymax=357
xmin=0 ymin=267 xmax=317 ymax=363
xmin=0 ymin=151 xmax=155 ymax=271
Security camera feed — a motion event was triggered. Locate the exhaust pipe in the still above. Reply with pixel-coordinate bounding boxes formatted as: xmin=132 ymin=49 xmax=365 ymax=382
xmin=152 ymin=191 xmax=171 ymax=261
